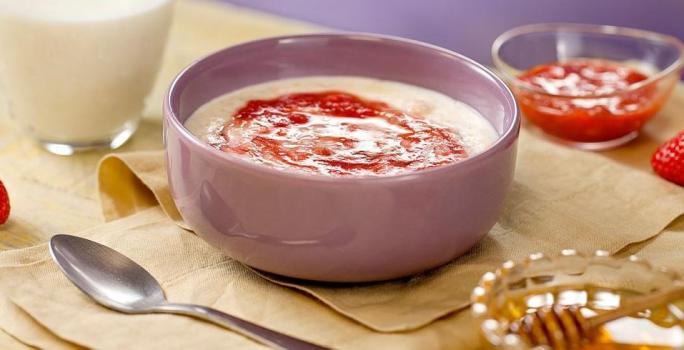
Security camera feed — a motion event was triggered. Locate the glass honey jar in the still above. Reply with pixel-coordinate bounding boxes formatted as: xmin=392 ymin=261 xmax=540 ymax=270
xmin=471 ymin=250 xmax=684 ymax=349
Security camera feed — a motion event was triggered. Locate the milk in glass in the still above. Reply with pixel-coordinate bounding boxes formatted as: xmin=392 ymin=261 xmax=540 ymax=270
xmin=0 ymin=0 xmax=173 ymax=154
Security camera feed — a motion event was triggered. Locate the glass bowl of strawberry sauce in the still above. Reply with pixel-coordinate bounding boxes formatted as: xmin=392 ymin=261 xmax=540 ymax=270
xmin=493 ymin=23 xmax=684 ymax=150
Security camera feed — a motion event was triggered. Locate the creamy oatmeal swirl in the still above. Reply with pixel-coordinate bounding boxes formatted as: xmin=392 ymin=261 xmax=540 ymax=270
xmin=184 ymin=76 xmax=498 ymax=176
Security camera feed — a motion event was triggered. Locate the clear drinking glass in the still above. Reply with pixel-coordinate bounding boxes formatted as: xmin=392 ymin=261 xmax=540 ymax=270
xmin=0 ymin=0 xmax=174 ymax=155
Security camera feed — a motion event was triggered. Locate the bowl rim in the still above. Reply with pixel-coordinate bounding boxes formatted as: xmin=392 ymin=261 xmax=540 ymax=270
xmin=492 ymin=22 xmax=684 ymax=98
xmin=165 ymin=32 xmax=520 ymax=183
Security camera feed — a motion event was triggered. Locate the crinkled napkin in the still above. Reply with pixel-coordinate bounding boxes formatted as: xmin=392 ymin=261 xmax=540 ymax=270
xmin=0 ymin=129 xmax=683 ymax=349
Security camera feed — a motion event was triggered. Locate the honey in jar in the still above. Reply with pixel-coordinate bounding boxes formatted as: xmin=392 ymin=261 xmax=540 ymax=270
xmin=472 ymin=251 xmax=684 ymax=350
xmin=501 ymin=285 xmax=684 ymax=349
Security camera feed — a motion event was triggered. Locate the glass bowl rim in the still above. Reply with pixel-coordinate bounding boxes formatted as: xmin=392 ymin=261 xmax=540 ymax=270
xmin=492 ymin=23 xmax=684 ymax=99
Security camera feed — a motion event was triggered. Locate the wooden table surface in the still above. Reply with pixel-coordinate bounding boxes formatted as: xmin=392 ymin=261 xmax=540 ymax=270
xmin=1 ymin=1 xmax=682 ymax=348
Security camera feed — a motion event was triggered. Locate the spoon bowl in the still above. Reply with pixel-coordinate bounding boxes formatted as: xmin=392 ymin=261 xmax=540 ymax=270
xmin=50 ymin=234 xmax=166 ymax=312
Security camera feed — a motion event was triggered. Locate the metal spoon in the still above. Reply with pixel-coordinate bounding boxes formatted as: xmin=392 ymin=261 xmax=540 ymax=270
xmin=49 ymin=234 xmax=330 ymax=350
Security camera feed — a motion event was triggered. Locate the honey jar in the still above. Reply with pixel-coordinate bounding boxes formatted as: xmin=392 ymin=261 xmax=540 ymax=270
xmin=472 ymin=250 xmax=684 ymax=349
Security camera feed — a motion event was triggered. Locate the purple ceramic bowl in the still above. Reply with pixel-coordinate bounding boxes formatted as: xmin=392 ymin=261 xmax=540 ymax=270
xmin=163 ymin=33 xmax=520 ymax=282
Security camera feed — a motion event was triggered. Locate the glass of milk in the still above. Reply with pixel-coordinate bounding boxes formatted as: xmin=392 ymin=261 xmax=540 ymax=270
xmin=0 ymin=0 xmax=174 ymax=155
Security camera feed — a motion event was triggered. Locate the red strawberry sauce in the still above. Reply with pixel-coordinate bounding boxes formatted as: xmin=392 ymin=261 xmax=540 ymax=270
xmin=515 ymin=60 xmax=663 ymax=142
xmin=211 ymin=91 xmax=467 ymax=176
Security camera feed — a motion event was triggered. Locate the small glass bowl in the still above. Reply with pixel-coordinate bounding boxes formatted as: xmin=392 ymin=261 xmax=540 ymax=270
xmin=493 ymin=23 xmax=684 ymax=150
xmin=472 ymin=250 xmax=684 ymax=349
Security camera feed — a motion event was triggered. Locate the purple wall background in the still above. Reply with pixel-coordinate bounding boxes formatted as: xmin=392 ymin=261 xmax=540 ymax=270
xmin=222 ymin=0 xmax=684 ymax=66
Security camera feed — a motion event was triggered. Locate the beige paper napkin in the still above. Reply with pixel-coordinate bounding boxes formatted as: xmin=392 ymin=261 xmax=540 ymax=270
xmin=0 ymin=128 xmax=682 ymax=349
xmin=96 ymin=129 xmax=684 ymax=332
xmin=0 ymin=207 xmax=480 ymax=349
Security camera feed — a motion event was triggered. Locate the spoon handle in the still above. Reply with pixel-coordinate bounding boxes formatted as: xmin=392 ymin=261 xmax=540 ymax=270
xmin=152 ymin=303 xmax=330 ymax=350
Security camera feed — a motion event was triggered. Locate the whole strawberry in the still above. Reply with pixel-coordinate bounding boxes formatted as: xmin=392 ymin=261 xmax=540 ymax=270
xmin=652 ymin=131 xmax=684 ymax=186
xmin=0 ymin=180 xmax=8 ymax=225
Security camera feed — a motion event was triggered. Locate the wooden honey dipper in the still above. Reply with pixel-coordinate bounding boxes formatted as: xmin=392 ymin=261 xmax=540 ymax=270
xmin=508 ymin=283 xmax=684 ymax=349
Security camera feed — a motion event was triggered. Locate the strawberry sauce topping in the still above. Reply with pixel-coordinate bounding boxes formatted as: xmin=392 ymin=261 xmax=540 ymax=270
xmin=516 ymin=60 xmax=659 ymax=143
xmin=211 ymin=91 xmax=467 ymax=176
